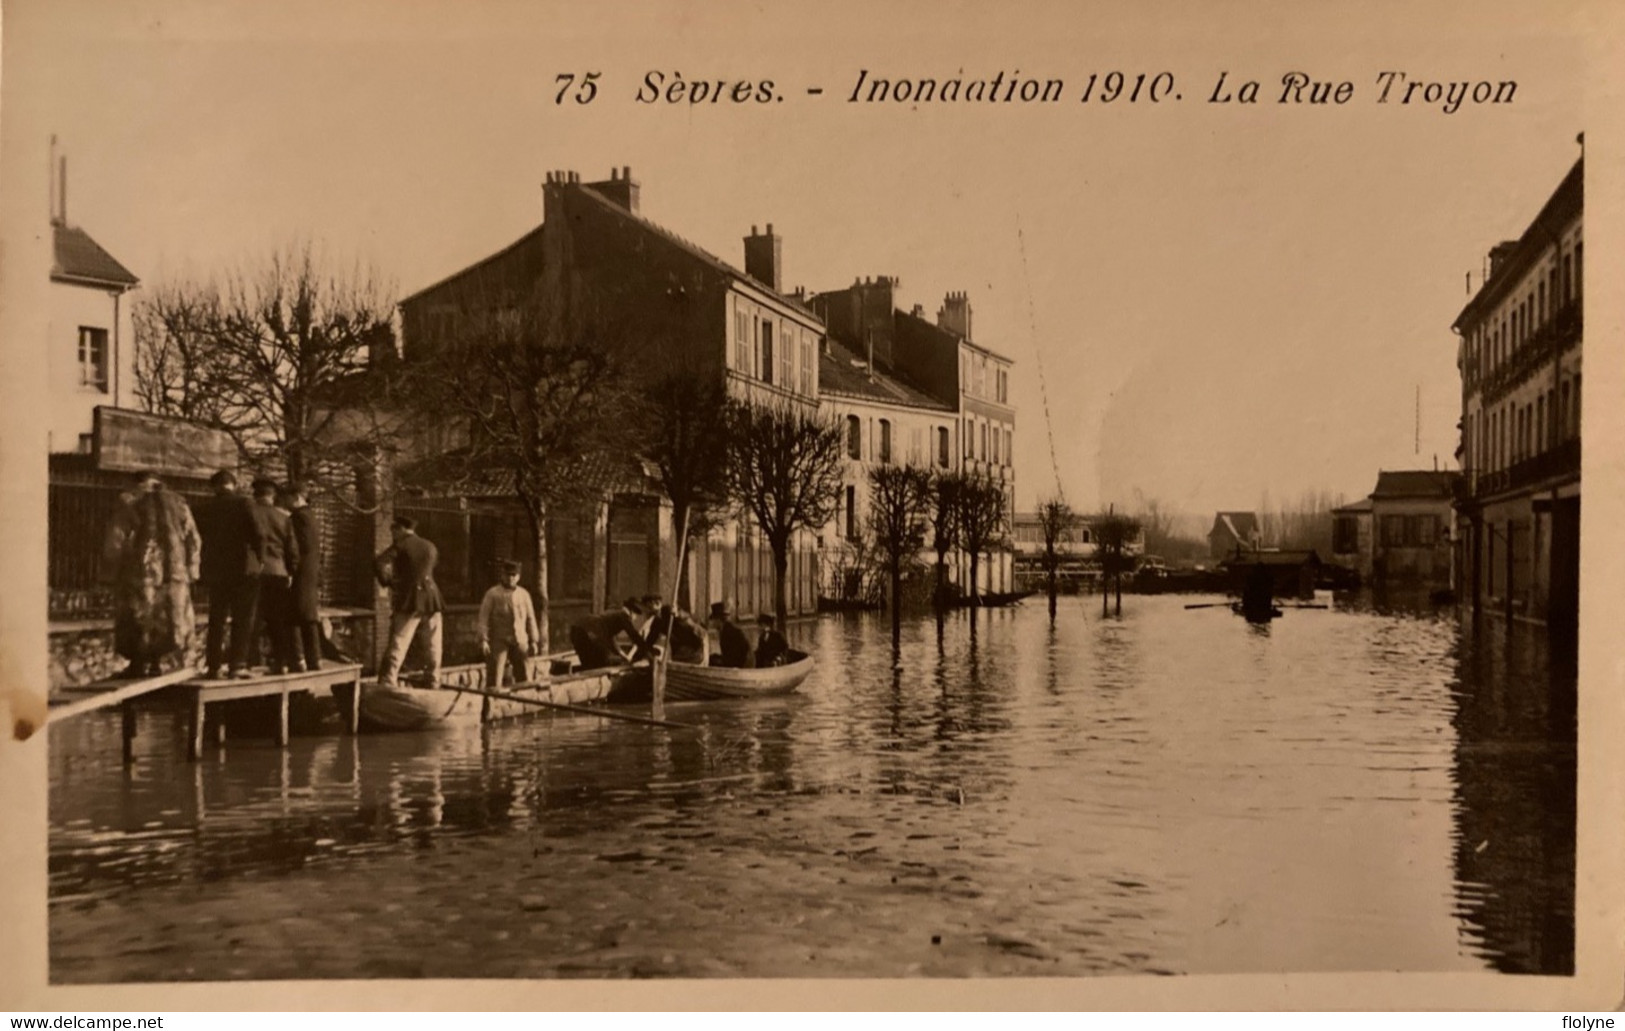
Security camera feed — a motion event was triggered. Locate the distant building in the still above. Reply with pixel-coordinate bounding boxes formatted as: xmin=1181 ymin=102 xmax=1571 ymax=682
xmin=1219 ymin=549 xmax=1323 ymax=601
xmin=1011 ymin=511 xmax=1095 ymax=591
xmin=1451 ymin=151 xmax=1581 ymax=632
xmin=1330 ymin=498 xmax=1373 ymax=578
xmin=46 ymin=145 xmax=140 ymax=454
xmin=810 ymin=279 xmax=1017 ymax=597
xmin=1369 ymin=470 xmax=1460 ymax=589
xmin=1208 ymin=511 xmax=1261 ymax=561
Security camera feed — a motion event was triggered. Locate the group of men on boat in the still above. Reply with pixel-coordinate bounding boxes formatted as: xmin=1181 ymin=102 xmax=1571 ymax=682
xmin=99 ymin=468 xmax=793 ymax=689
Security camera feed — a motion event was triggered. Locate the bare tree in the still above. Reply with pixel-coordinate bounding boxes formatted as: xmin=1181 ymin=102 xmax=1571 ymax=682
xmin=401 ymin=299 xmax=640 ymax=650
xmin=955 ymin=472 xmax=1009 ymax=607
xmin=132 ymin=242 xmax=397 ymax=493
xmin=1091 ymin=507 xmax=1142 ymax=617
xmin=865 ymin=464 xmax=934 ymax=635
xmin=640 ymin=364 xmax=734 ymax=610
xmin=1037 ymin=495 xmax=1077 ymax=617
xmin=727 ymin=402 xmax=846 ymax=627
xmin=928 ymin=471 xmax=964 ymax=611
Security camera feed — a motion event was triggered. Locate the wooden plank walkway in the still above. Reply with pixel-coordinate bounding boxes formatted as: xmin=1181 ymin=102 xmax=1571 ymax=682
xmin=179 ymin=665 xmax=365 ymax=761
xmin=50 ymin=664 xmax=364 ymax=763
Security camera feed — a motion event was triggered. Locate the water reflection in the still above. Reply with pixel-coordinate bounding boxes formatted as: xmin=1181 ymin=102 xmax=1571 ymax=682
xmin=49 ymin=595 xmax=1573 ymax=980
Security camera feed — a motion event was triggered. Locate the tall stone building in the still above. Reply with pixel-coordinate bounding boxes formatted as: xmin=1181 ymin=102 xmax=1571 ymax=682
xmin=1451 ymin=153 xmax=1582 ymax=635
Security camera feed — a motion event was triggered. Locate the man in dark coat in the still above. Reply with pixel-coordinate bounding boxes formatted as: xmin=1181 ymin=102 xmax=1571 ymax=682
xmin=196 ymin=469 xmax=257 ymax=679
xmin=374 ymin=514 xmax=444 ymax=688
xmin=241 ymin=478 xmax=300 ymax=676
xmin=754 ymin=613 xmax=789 ymax=669
xmin=708 ymin=602 xmax=754 ymax=669
xmin=102 ymin=471 xmax=201 ymax=677
xmin=281 ymin=482 xmax=323 ymax=672
xmin=568 ymin=599 xmax=654 ymax=671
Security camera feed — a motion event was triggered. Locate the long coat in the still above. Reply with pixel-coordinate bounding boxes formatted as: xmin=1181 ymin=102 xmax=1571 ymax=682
xmin=196 ymin=491 xmax=257 ymax=584
xmin=103 ymin=487 xmax=201 ymax=664
xmin=289 ymin=506 xmax=322 ymax=621
xmin=375 ymin=533 xmax=443 ymax=617
xmin=246 ymin=500 xmax=299 ymax=579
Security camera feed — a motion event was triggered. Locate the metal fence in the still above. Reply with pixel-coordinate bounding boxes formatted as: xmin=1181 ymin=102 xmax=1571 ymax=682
xmin=48 ymin=458 xmax=377 ymax=619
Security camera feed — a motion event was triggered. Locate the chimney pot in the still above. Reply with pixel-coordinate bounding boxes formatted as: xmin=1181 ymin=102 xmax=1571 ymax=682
xmin=766 ymin=223 xmax=774 ymax=235
xmin=623 ymin=165 xmax=631 ymax=180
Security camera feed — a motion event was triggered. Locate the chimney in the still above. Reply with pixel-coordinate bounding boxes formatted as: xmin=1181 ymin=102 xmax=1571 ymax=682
xmin=911 ymin=303 xmax=924 ymax=318
xmin=584 ymin=165 xmax=640 ymax=214
xmin=938 ymin=290 xmax=972 ymax=340
xmin=744 ymin=223 xmax=782 ymax=291
xmin=58 ymin=152 xmax=68 ymax=225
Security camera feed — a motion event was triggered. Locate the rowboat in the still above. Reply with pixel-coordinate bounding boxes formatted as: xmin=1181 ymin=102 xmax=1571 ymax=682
xmin=341 ymin=664 xmax=629 ymax=733
xmin=609 ymin=650 xmax=815 ymax=703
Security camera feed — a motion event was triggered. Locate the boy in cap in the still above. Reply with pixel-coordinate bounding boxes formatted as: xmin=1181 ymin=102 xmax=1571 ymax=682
xmin=479 ymin=560 xmax=539 ymax=688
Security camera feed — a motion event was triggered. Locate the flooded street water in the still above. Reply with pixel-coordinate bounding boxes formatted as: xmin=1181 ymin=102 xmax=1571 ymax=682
xmin=47 ymin=594 xmax=1575 ymax=982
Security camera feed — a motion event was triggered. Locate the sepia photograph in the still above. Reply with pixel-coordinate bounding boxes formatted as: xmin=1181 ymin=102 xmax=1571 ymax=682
xmin=1 ymin=0 xmax=1621 ymax=1012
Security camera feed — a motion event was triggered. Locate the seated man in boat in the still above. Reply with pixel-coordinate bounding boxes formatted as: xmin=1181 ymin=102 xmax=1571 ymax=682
xmin=569 ymin=598 xmax=654 ymax=671
xmin=479 ymin=560 xmax=540 ymax=688
xmin=651 ymin=604 xmax=709 ymax=665
xmin=707 ymin=602 xmax=754 ymax=669
xmin=754 ymin=613 xmax=790 ymax=669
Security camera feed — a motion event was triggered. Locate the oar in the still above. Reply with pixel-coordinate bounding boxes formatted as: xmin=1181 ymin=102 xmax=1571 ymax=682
xmin=456 ymin=682 xmax=697 ymax=730
xmin=1183 ymin=602 xmax=1235 ymax=610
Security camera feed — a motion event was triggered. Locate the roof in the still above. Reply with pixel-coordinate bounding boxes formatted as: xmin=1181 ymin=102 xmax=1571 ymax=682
xmin=51 ymin=223 xmax=138 ymax=288
xmin=1452 ymin=156 xmax=1582 ymax=331
xmin=1332 ymin=497 xmax=1374 ymax=514
xmin=819 ymin=340 xmax=956 ymax=412
xmin=400 ymin=179 xmax=821 ymax=323
xmin=1210 ymin=511 xmax=1259 ymax=540
xmin=1370 ymin=470 xmax=1461 ymax=500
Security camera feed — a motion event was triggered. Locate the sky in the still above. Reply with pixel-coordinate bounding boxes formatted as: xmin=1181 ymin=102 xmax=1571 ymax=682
xmin=2 ymin=0 xmax=1589 ymax=517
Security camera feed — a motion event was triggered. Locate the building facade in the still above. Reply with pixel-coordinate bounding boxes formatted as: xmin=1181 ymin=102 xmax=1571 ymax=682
xmin=810 ymin=279 xmax=1016 ymax=598
xmin=1208 ymin=511 xmax=1261 ymax=561
xmin=46 ymin=152 xmax=140 ymax=454
xmin=398 ymin=168 xmax=824 ymax=626
xmin=1452 ymin=154 xmax=1581 ymax=632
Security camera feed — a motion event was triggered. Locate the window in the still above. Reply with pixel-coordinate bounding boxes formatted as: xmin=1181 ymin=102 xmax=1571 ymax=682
xmin=760 ymin=320 xmax=774 ymax=385
xmin=937 ymin=427 xmax=949 ymax=467
xmin=846 ymin=416 xmax=861 ymax=459
xmin=878 ymin=419 xmax=892 ymax=464
xmin=991 ymin=426 xmax=1000 ymax=464
xmin=844 ymin=485 xmax=857 ymax=539
xmin=1537 ymin=394 xmax=1546 ymax=453
xmin=1332 ymin=516 xmax=1359 ymax=554
xmin=1574 ymin=241 xmax=1582 ymax=299
xmin=980 ymin=422 xmax=988 ymax=461
xmin=1381 ymin=515 xmax=1405 ymax=547
xmin=1415 ymin=515 xmax=1436 ymax=547
xmin=1004 ymin=428 xmax=1012 ymax=466
xmin=1560 ymin=382 xmax=1571 ymax=441
xmin=910 ymin=428 xmax=923 ymax=464
xmin=734 ymin=309 xmax=751 ymax=372
xmin=800 ymin=335 xmax=814 ymax=394
xmin=1563 ymin=254 xmax=1573 ymax=304
xmin=77 ymin=327 xmax=109 ymax=392
xmin=1573 ymin=373 xmax=1581 ymax=436
xmin=964 ymin=418 xmax=974 ymax=457
xmin=1538 ymin=281 xmax=1546 ymax=325
xmin=779 ymin=325 xmax=793 ymax=388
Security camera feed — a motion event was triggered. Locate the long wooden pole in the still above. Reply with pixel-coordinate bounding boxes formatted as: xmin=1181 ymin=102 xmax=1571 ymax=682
xmin=456 ymin=682 xmax=697 ymax=730
xmin=655 ymin=506 xmax=694 ymax=722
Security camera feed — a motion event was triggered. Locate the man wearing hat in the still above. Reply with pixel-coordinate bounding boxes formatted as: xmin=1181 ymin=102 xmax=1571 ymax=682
xmin=708 ymin=601 xmax=754 ymax=669
xmin=374 ymin=514 xmax=444 ymax=688
xmin=196 ymin=469 xmax=256 ymax=679
xmin=243 ymin=477 xmax=300 ymax=676
xmin=568 ymin=598 xmax=654 ymax=672
xmin=478 ymin=560 xmax=540 ymax=688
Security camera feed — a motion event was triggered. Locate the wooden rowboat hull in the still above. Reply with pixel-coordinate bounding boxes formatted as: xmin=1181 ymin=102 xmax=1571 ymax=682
xmin=610 ymin=651 xmax=815 ymax=703
xmin=342 ymin=666 xmax=629 ymax=733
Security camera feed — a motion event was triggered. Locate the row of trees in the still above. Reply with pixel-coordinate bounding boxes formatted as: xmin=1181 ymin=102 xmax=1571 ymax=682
xmin=1033 ymin=498 xmax=1141 ymax=617
xmin=135 ymin=245 xmax=1004 ymax=646
xmin=863 ymin=465 xmax=1011 ymax=633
